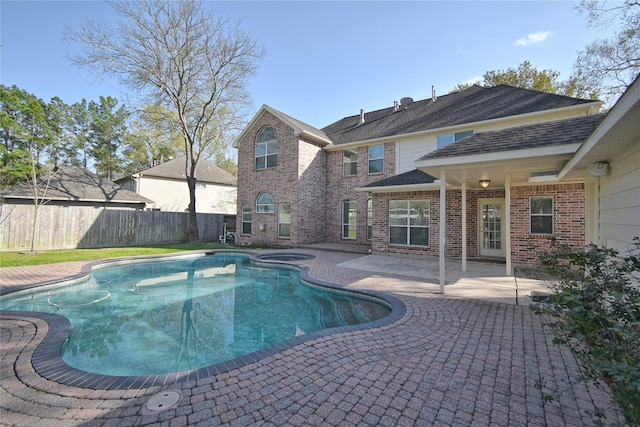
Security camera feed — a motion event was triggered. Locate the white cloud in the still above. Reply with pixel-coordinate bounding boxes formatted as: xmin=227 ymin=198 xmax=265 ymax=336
xmin=463 ymin=76 xmax=482 ymax=86
xmin=515 ymin=31 xmax=551 ymax=46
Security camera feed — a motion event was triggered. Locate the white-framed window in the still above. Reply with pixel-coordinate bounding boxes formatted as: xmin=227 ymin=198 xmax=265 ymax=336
xmin=343 ymin=149 xmax=357 ymax=176
xmin=255 ymin=126 xmax=277 ymax=170
xmin=367 ymin=199 xmax=373 ymax=240
xmin=278 ymin=203 xmax=291 ymax=238
xmin=368 ymin=145 xmax=384 ymax=174
xmin=241 ymin=205 xmax=252 ymax=235
xmin=342 ymin=200 xmax=357 ymax=239
xmin=530 ymin=196 xmax=553 ymax=234
xmin=436 ymin=130 xmax=473 ymax=149
xmin=389 ymin=200 xmax=430 ymax=246
xmin=256 ymin=192 xmax=275 ymax=213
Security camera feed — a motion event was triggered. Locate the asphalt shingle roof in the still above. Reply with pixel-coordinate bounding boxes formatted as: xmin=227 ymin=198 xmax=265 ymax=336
xmin=363 ymin=169 xmax=436 ymax=188
xmin=322 ymin=85 xmax=598 ymax=145
xmin=418 ymin=114 xmax=606 ymax=161
xmin=135 ymin=156 xmax=236 ymax=186
xmin=0 ymin=167 xmax=153 ymax=204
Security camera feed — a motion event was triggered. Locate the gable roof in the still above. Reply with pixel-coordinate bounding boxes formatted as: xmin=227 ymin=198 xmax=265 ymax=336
xmin=417 ymin=114 xmax=605 ymax=162
xmin=233 ymin=105 xmax=331 ymax=148
xmin=0 ymin=167 xmax=153 ymax=204
xmin=131 ymin=156 xmax=236 ymax=186
xmin=322 ymin=85 xmax=601 ymax=145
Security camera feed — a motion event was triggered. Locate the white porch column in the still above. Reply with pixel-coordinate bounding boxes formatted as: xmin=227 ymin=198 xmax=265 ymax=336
xmin=439 ymin=170 xmax=446 ymax=293
xmin=461 ymin=181 xmax=467 ymax=272
xmin=505 ymin=175 xmax=512 ymax=276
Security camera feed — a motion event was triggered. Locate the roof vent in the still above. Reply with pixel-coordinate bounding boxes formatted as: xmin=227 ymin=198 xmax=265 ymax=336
xmin=432 ymin=85 xmax=437 ymax=102
xmin=358 ymin=109 xmax=365 ymax=125
xmin=400 ymin=97 xmax=413 ymax=109
xmin=393 ymin=101 xmax=399 ymax=112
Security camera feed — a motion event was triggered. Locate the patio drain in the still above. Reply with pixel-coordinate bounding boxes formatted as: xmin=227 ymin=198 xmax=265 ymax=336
xmin=143 ymin=390 xmax=182 ymax=413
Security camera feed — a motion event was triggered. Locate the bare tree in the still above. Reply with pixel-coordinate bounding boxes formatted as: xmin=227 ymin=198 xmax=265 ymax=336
xmin=66 ymin=0 xmax=264 ymax=242
xmin=573 ymin=0 xmax=640 ymax=105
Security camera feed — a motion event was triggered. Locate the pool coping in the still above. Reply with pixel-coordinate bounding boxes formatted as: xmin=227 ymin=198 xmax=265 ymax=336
xmin=0 ymin=250 xmax=406 ymax=390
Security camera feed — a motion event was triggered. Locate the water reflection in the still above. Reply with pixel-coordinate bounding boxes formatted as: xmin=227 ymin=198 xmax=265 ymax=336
xmin=0 ymin=254 xmax=390 ymax=376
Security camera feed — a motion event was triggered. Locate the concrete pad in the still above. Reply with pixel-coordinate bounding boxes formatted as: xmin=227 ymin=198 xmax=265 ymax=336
xmin=337 ymin=253 xmax=553 ymax=305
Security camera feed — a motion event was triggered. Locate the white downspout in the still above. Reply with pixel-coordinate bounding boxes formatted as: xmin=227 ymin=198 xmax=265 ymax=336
xmin=462 ymin=181 xmax=467 ymax=272
xmin=505 ymin=175 xmax=512 ymax=276
xmin=439 ymin=170 xmax=446 ymax=293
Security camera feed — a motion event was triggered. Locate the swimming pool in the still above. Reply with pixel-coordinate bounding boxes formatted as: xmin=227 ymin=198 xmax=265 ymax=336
xmin=0 ymin=253 xmax=393 ymax=379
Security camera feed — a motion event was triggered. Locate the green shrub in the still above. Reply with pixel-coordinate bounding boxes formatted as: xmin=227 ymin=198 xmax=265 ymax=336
xmin=533 ymin=237 xmax=640 ymax=425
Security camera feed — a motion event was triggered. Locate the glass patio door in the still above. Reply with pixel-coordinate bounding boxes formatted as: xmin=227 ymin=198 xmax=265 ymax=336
xmin=479 ymin=199 xmax=505 ymax=258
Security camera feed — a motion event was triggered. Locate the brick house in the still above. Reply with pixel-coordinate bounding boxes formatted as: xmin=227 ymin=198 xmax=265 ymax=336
xmin=234 ymin=84 xmax=606 ymax=272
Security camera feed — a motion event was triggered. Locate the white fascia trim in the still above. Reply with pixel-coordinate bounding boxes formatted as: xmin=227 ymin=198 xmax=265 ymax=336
xmin=296 ymin=129 xmax=333 ymax=146
xmin=414 ymin=143 xmax=582 ymax=168
xmin=324 ymin=102 xmax=601 ymax=152
xmin=233 ymin=105 xmax=268 ymax=149
xmin=355 ymin=182 xmax=442 ymax=193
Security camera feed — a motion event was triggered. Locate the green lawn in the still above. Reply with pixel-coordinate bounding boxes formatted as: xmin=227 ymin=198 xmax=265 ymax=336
xmin=0 ymin=243 xmax=231 ymax=267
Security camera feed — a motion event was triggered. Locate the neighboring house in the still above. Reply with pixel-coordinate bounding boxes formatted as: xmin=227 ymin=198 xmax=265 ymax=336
xmin=557 ymin=73 xmax=640 ymax=254
xmin=234 ymin=84 xmax=608 ymax=271
xmin=0 ymin=167 xmax=152 ymax=209
xmin=117 ymin=156 xmax=237 ymax=215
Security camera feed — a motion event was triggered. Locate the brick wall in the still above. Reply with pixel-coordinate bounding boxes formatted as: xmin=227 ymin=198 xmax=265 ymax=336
xmin=511 ymin=183 xmax=585 ymax=264
xmin=236 ymin=111 xmax=327 ymax=247
xmin=325 ymin=143 xmax=396 ymax=244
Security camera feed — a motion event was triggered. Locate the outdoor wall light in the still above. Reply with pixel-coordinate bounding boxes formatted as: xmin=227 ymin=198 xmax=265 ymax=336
xmin=589 ymin=162 xmax=609 ymax=177
xmin=479 ymin=179 xmax=491 ymax=189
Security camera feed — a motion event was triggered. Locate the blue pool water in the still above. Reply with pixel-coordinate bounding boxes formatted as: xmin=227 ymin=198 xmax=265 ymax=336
xmin=0 ymin=253 xmax=391 ymax=376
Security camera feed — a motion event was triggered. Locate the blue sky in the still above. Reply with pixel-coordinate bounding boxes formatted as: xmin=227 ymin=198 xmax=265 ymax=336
xmin=1 ymin=1 xmax=609 ymax=129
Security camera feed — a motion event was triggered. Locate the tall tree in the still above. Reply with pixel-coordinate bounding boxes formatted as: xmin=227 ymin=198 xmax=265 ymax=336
xmin=69 ymin=99 xmax=93 ymax=169
xmin=88 ymin=96 xmax=128 ymax=180
xmin=0 ymin=85 xmax=54 ymax=188
xmin=45 ymin=96 xmax=73 ymax=169
xmin=573 ymin=0 xmax=640 ymax=105
xmin=66 ymin=0 xmax=264 ymax=242
xmin=122 ymin=105 xmax=182 ymax=174
xmin=452 ymin=61 xmax=598 ymax=99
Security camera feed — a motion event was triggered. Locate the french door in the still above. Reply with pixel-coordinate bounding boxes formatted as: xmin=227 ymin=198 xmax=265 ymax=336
xmin=479 ymin=199 xmax=505 ymax=258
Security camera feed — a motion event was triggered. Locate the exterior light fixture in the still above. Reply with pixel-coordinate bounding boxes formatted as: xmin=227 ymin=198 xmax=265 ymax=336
xmin=588 ymin=162 xmax=609 ymax=177
xmin=479 ymin=179 xmax=491 ymax=189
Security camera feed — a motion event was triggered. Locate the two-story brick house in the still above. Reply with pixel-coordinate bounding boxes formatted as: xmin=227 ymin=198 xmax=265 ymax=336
xmin=234 ymin=84 xmax=604 ymax=271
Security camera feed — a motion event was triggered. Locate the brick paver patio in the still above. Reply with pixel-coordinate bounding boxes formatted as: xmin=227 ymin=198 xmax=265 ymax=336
xmin=0 ymin=249 xmax=625 ymax=426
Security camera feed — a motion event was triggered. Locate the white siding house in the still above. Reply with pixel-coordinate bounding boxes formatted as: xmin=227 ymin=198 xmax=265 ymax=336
xmin=559 ymin=74 xmax=640 ymax=253
xmin=117 ymin=156 xmax=237 ymax=215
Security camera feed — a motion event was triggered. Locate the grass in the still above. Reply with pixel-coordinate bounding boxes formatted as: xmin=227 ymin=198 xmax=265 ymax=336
xmin=0 ymin=243 xmax=231 ymax=267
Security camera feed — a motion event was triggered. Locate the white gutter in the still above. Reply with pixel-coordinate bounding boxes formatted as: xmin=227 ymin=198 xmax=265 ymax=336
xmin=354 ymin=182 xmax=441 ymax=193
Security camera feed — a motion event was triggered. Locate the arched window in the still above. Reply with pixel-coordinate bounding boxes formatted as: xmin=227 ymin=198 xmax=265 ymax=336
xmin=255 ymin=126 xmax=277 ymax=169
xmin=256 ymin=192 xmax=275 ymax=213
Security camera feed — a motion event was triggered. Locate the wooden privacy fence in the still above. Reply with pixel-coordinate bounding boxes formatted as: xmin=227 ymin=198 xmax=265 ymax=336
xmin=0 ymin=204 xmax=228 ymax=251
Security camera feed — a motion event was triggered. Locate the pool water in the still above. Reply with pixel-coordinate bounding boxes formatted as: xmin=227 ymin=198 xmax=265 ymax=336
xmin=0 ymin=254 xmax=390 ymax=376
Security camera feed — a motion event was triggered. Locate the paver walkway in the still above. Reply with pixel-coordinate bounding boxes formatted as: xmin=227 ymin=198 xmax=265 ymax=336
xmin=0 ymin=249 xmax=625 ymax=426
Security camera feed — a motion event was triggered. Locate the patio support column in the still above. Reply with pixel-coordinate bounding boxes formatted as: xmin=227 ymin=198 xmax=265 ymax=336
xmin=505 ymin=175 xmax=512 ymax=276
xmin=462 ymin=181 xmax=467 ymax=272
xmin=439 ymin=170 xmax=446 ymax=293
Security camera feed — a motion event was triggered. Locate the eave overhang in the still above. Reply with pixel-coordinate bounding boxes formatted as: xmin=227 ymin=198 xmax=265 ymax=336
xmin=355 ymin=182 xmax=442 ymax=194
xmin=323 ymin=101 xmax=601 ymax=151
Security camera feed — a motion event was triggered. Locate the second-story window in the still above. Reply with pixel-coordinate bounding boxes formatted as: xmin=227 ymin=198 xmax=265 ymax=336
xmin=436 ymin=130 xmax=473 ymax=149
xmin=368 ymin=145 xmax=384 ymax=174
xmin=255 ymin=126 xmax=277 ymax=170
xmin=343 ymin=149 xmax=357 ymax=176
